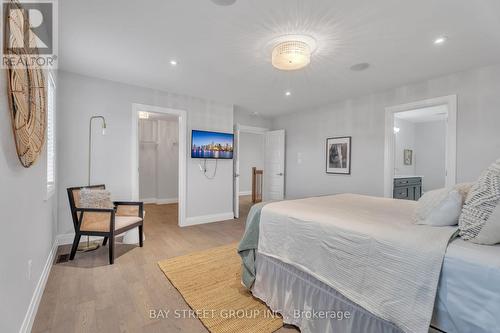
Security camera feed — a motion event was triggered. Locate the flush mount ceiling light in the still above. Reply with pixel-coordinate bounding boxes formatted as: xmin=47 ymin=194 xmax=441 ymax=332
xmin=285 ymin=91 xmax=291 ymax=96
xmin=271 ymin=35 xmax=317 ymax=71
xmin=170 ymin=60 xmax=177 ymax=66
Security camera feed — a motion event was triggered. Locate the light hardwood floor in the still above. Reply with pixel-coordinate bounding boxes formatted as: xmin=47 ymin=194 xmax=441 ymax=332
xmin=32 ymin=196 xmax=297 ymax=333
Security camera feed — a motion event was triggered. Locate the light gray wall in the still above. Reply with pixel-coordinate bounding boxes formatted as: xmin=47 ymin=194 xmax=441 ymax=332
xmin=0 ymin=71 xmax=57 ymax=332
xmin=57 ymin=71 xmax=234 ymax=235
xmin=239 ymin=132 xmax=265 ymax=193
xmin=394 ymin=118 xmax=416 ymax=176
xmin=273 ymin=64 xmax=500 ymax=199
xmin=139 ymin=119 xmax=179 ymax=201
xmin=234 ymin=106 xmax=272 ymax=128
xmin=415 ymin=120 xmax=447 ymax=191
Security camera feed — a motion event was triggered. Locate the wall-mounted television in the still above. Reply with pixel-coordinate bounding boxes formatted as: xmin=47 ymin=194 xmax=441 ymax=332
xmin=191 ymin=130 xmax=234 ymax=159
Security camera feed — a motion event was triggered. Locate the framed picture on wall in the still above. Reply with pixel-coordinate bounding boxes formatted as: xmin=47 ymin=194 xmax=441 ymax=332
xmin=326 ymin=136 xmax=351 ymax=174
xmin=404 ymin=149 xmax=413 ymax=165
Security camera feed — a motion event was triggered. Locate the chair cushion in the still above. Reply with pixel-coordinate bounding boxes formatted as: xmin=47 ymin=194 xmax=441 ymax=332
xmin=115 ymin=216 xmax=143 ymax=231
xmin=80 ymin=214 xmax=142 ymax=232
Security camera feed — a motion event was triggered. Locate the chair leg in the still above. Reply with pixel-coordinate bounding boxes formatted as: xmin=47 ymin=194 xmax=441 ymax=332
xmin=138 ymin=225 xmax=143 ymax=247
xmin=69 ymin=233 xmax=81 ymax=260
xmin=109 ymin=234 xmax=115 ymax=265
xmin=102 ymin=237 xmax=108 ymax=246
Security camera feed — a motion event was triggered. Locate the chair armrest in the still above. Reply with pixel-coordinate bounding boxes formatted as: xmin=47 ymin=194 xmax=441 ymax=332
xmin=113 ymin=201 xmax=143 ymax=206
xmin=75 ymin=207 xmax=115 ymax=213
xmin=113 ymin=202 xmax=143 ymax=218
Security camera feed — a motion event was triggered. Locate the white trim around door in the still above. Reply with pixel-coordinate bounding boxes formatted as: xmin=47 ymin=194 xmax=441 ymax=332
xmin=384 ymin=95 xmax=457 ymax=198
xmin=131 ymin=103 xmax=187 ymax=227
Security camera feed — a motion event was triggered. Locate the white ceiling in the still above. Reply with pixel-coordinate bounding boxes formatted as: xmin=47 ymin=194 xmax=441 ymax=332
xmin=395 ymin=105 xmax=448 ymax=123
xmin=59 ymin=0 xmax=500 ymax=116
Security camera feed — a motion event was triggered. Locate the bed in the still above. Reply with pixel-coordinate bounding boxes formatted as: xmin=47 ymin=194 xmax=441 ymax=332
xmin=244 ymin=194 xmax=500 ymax=333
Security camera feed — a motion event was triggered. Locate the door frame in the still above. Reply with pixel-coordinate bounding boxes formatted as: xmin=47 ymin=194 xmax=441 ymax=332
xmin=131 ymin=103 xmax=187 ymax=227
xmin=383 ymin=95 xmax=457 ymax=197
xmin=233 ymin=124 xmax=268 ymax=218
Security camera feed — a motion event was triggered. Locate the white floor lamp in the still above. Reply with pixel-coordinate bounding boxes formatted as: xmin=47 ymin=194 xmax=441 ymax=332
xmin=78 ymin=115 xmax=107 ymax=252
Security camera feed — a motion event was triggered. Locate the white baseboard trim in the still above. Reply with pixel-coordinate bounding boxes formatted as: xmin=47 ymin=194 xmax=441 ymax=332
xmin=141 ymin=197 xmax=178 ymax=205
xmin=182 ymin=212 xmax=234 ymax=227
xmin=156 ymin=198 xmax=178 ymax=204
xmin=141 ymin=198 xmax=157 ymax=204
xmin=239 ymin=190 xmax=252 ymax=196
xmin=19 ymin=239 xmax=58 ymax=333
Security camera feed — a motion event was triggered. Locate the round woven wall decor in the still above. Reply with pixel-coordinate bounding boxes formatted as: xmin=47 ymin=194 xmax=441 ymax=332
xmin=5 ymin=2 xmax=47 ymax=168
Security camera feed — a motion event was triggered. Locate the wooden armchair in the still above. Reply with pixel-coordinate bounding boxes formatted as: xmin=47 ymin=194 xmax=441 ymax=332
xmin=67 ymin=185 xmax=144 ymax=264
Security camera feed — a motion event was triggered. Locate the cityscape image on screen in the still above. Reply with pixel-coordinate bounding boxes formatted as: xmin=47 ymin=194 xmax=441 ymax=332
xmin=191 ymin=130 xmax=234 ymax=159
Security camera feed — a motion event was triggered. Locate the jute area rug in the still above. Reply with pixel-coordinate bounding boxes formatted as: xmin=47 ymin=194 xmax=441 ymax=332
xmin=158 ymin=243 xmax=283 ymax=333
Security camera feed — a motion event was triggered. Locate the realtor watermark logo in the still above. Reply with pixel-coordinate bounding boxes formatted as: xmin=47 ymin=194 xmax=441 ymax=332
xmin=2 ymin=0 xmax=58 ymax=68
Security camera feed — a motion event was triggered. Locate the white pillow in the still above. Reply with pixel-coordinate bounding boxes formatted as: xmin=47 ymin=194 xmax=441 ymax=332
xmin=415 ymin=188 xmax=463 ymax=226
xmin=453 ymin=182 xmax=474 ymax=205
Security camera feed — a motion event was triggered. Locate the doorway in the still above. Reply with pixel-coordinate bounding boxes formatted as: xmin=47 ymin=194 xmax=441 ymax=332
xmin=384 ymin=95 xmax=457 ymax=198
xmin=233 ymin=125 xmax=267 ymax=218
xmin=233 ymin=125 xmax=286 ymax=218
xmin=131 ymin=103 xmax=187 ymax=227
xmin=138 ymin=112 xmax=179 ymax=204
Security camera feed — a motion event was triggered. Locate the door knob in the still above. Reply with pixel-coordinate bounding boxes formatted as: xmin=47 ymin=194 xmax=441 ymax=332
xmin=276 ymin=173 xmax=283 ymax=176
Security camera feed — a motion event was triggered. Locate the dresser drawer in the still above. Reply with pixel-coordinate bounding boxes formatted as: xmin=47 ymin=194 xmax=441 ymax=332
xmin=394 ymin=177 xmax=421 ymax=187
xmin=394 ymin=187 xmax=409 ymax=199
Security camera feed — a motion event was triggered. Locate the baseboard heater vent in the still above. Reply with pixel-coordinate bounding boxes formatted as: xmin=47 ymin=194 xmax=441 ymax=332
xmin=55 ymin=253 xmax=70 ymax=264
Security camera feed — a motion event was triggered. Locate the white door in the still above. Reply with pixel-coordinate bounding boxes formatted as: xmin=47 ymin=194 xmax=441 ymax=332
xmin=233 ymin=125 xmax=240 ymax=218
xmin=264 ymin=130 xmax=285 ymax=201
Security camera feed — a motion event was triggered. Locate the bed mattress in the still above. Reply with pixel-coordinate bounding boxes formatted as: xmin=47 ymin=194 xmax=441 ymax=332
xmin=258 ymin=194 xmax=457 ymax=333
xmin=432 ymin=238 xmax=500 ymax=333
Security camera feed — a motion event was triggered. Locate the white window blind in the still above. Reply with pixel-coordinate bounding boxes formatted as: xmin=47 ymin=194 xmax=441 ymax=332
xmin=47 ymin=72 xmax=56 ymax=195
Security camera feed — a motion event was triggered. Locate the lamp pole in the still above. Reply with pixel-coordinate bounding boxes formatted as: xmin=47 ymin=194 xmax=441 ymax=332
xmin=78 ymin=116 xmax=107 ymax=252
xmin=88 ymin=116 xmax=107 ymax=185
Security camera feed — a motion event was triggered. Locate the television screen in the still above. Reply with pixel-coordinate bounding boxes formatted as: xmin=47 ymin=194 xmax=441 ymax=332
xmin=191 ymin=130 xmax=234 ymax=159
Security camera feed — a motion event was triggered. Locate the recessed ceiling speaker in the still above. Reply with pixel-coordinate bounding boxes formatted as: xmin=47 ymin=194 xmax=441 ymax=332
xmin=211 ymin=0 xmax=237 ymax=6
xmin=350 ymin=63 xmax=370 ymax=71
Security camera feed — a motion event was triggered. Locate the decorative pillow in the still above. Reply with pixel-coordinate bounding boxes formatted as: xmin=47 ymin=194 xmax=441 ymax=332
xmin=459 ymin=159 xmax=500 ymax=244
xmin=79 ymin=188 xmax=114 ymax=209
xmin=453 ymin=182 xmax=474 ymax=205
xmin=415 ymin=187 xmax=463 ymax=226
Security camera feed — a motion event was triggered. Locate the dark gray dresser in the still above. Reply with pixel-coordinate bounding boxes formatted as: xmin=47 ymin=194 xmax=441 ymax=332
xmin=393 ymin=177 xmax=422 ymax=201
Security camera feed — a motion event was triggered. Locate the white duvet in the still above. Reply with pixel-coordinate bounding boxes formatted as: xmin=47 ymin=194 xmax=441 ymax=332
xmin=258 ymin=194 xmax=457 ymax=333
